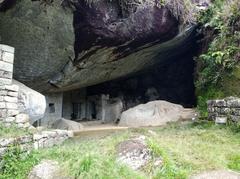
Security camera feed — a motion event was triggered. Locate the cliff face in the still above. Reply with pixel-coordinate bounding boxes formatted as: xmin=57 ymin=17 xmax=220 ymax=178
xmin=0 ymin=0 xmax=197 ymax=92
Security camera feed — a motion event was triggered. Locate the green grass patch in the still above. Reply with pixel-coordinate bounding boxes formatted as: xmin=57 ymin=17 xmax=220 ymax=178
xmin=1 ymin=122 xmax=240 ymax=178
xmin=0 ymin=123 xmax=30 ymax=139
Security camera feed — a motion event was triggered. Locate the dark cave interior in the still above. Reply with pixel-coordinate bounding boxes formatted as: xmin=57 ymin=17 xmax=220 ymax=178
xmin=87 ymin=52 xmax=197 ymax=109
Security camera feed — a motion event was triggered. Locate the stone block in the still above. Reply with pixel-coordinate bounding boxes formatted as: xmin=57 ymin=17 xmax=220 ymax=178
xmin=230 ymin=115 xmax=240 ymax=122
xmin=225 ymin=97 xmax=240 ymax=108
xmin=7 ymin=109 xmax=19 ymax=117
xmin=4 ymin=117 xmax=15 ymax=123
xmin=4 ymin=96 xmax=17 ymax=103
xmin=0 ymin=109 xmax=7 ymax=118
xmin=7 ymin=91 xmax=18 ymax=97
xmin=0 ymin=90 xmax=7 ymax=95
xmin=15 ymin=113 xmax=29 ymax=123
xmin=2 ymin=51 xmax=14 ymax=64
xmin=0 ymin=61 xmax=13 ymax=72
xmin=5 ymin=84 xmax=19 ymax=92
xmin=0 ymin=102 xmax=6 ymax=108
xmin=6 ymin=102 xmax=18 ymax=109
xmin=0 ymin=78 xmax=12 ymax=85
xmin=0 ymin=96 xmax=3 ymax=101
xmin=215 ymin=116 xmax=227 ymax=124
xmin=0 ymin=45 xmax=14 ymax=53
xmin=0 ymin=70 xmax=12 ymax=79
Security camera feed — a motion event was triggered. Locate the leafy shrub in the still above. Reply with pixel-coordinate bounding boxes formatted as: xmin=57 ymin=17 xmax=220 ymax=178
xmin=0 ymin=145 xmax=39 ymax=179
xmin=196 ymin=0 xmax=240 ymax=115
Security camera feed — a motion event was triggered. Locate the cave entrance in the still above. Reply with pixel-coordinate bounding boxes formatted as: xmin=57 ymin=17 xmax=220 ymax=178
xmin=61 ymin=51 xmax=196 ymax=124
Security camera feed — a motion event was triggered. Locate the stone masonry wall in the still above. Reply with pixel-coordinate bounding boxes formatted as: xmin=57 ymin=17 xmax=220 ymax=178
xmin=207 ymin=96 xmax=240 ymax=123
xmin=0 ymin=130 xmax=73 ymax=158
xmin=0 ymin=44 xmax=30 ymax=128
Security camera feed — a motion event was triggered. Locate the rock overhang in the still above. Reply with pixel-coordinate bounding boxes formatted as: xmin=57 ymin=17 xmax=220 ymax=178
xmin=0 ymin=0 xmax=198 ymax=93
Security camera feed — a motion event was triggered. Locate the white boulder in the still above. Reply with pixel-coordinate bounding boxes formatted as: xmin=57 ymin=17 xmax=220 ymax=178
xmin=119 ymin=100 xmax=184 ymax=127
xmin=12 ymin=80 xmax=46 ymax=124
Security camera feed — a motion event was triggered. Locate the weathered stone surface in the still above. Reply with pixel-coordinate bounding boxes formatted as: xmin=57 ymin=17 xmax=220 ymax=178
xmin=51 ymin=118 xmax=83 ymax=130
xmin=0 ymin=0 xmax=196 ymax=93
xmin=7 ymin=91 xmax=18 ymax=97
xmin=207 ymin=97 xmax=240 ymax=123
xmin=4 ymin=96 xmax=17 ymax=103
xmin=5 ymin=84 xmax=19 ymax=92
xmin=0 ymin=44 xmax=14 ymax=53
xmin=7 ymin=109 xmax=19 ymax=116
xmin=28 ymin=160 xmax=62 ymax=179
xmin=0 ymin=70 xmax=12 ymax=79
xmin=5 ymin=102 xmax=18 ymax=109
xmin=0 ymin=102 xmax=5 ymax=108
xmin=119 ymin=100 xmax=184 ymax=127
xmin=2 ymin=51 xmax=14 ymax=63
xmin=15 ymin=113 xmax=29 ymax=123
xmin=0 ymin=61 xmax=13 ymax=72
xmin=116 ymin=135 xmax=152 ymax=170
xmin=0 ymin=77 xmax=11 ymax=85
xmin=0 ymin=0 xmax=74 ymax=92
xmin=13 ymin=80 xmax=46 ymax=124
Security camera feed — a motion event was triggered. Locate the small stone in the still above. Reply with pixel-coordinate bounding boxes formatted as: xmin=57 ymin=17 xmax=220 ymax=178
xmin=0 ymin=102 xmax=6 ymax=108
xmin=0 ymin=109 xmax=7 ymax=118
xmin=0 ymin=70 xmax=12 ymax=79
xmin=5 ymin=102 xmax=18 ymax=109
xmin=2 ymin=51 xmax=14 ymax=64
xmin=7 ymin=109 xmax=19 ymax=117
xmin=0 ymin=78 xmax=12 ymax=85
xmin=15 ymin=113 xmax=29 ymax=123
xmin=0 ymin=61 xmax=13 ymax=72
xmin=4 ymin=96 xmax=17 ymax=103
xmin=0 ymin=45 xmax=15 ymax=53
xmin=4 ymin=117 xmax=15 ymax=122
xmin=5 ymin=84 xmax=19 ymax=92
xmin=7 ymin=91 xmax=18 ymax=97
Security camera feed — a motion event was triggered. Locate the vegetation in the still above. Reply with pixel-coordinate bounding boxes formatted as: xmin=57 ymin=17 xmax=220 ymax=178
xmin=1 ymin=122 xmax=240 ymax=179
xmin=196 ymin=0 xmax=240 ymax=115
xmin=0 ymin=123 xmax=30 ymax=139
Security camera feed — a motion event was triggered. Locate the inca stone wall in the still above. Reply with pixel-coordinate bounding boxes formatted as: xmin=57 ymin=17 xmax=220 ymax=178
xmin=0 ymin=130 xmax=73 ymax=158
xmin=0 ymin=44 xmax=30 ymax=128
xmin=207 ymin=97 xmax=240 ymax=123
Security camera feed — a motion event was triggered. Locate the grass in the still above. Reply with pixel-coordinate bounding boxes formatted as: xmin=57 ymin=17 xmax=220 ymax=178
xmin=0 ymin=123 xmax=31 ymax=139
xmin=1 ymin=121 xmax=240 ymax=178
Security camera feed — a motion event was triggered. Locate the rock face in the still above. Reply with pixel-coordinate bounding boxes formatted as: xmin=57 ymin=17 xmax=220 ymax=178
xmin=0 ymin=0 xmax=74 ymax=92
xmin=12 ymin=80 xmax=46 ymax=124
xmin=0 ymin=0 xmax=196 ymax=92
xmin=119 ymin=100 xmax=184 ymax=127
xmin=28 ymin=160 xmax=62 ymax=179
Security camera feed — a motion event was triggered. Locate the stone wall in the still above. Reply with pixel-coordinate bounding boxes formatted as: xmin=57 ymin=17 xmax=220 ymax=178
xmin=0 ymin=44 xmax=31 ymax=128
xmin=0 ymin=130 xmax=73 ymax=158
xmin=207 ymin=97 xmax=240 ymax=123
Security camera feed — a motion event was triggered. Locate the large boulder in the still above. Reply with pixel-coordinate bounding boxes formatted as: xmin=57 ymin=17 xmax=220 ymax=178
xmin=119 ymin=100 xmax=184 ymax=127
xmin=51 ymin=118 xmax=83 ymax=131
xmin=13 ymin=80 xmax=46 ymax=124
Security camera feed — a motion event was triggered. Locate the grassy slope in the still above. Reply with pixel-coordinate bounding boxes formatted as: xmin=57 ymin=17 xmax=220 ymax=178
xmin=1 ymin=122 xmax=240 ymax=178
xmin=29 ymin=122 xmax=240 ymax=179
